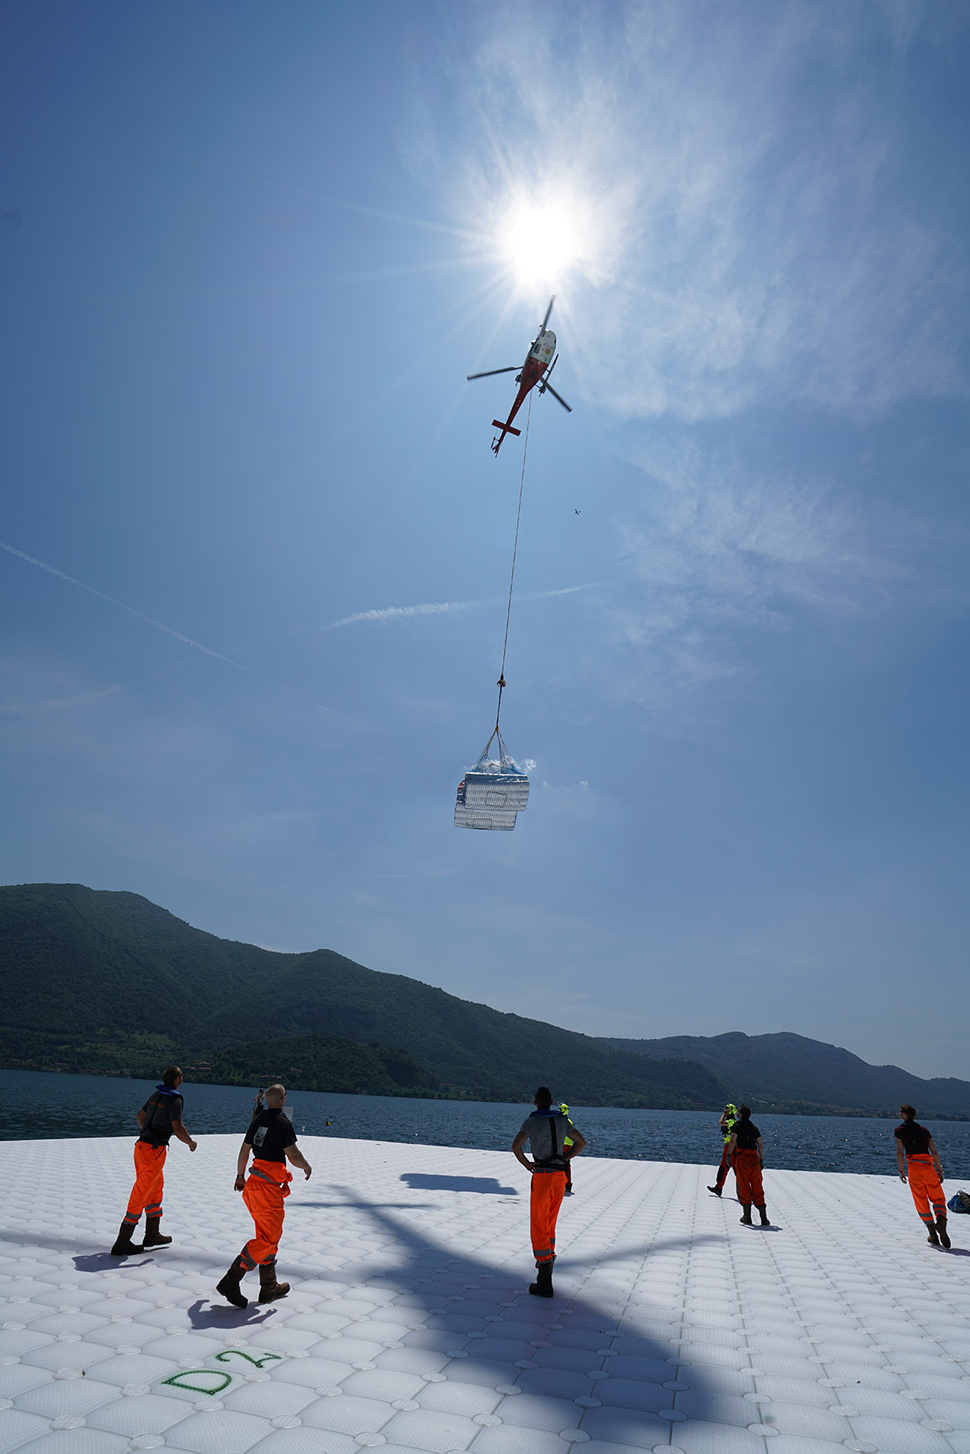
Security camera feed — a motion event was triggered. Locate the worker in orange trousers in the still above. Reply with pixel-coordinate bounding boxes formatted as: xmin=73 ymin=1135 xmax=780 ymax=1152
xmin=895 ymin=1104 xmax=950 ymax=1248
xmin=111 ymin=1066 xmax=197 ymax=1256
xmin=513 ymin=1086 xmax=586 ymax=1298
xmin=217 ymin=1084 xmax=312 ymax=1308
xmin=727 ymin=1105 xmax=770 ymax=1227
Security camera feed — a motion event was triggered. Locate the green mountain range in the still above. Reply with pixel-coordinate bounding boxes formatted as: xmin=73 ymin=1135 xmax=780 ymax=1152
xmin=599 ymin=1032 xmax=970 ymax=1119
xmin=0 ymin=884 xmax=724 ymax=1108
xmin=3 ymin=883 xmax=966 ymax=1116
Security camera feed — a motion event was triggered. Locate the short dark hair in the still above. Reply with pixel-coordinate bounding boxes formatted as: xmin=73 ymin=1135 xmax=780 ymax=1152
xmin=737 ymin=1104 xmax=751 ymax=1120
xmin=161 ymin=1066 xmax=181 ymax=1087
xmin=900 ymin=1104 xmax=917 ymax=1120
xmin=534 ymin=1086 xmax=552 ymax=1109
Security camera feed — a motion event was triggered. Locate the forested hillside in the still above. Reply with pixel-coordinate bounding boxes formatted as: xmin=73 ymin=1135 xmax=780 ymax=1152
xmin=600 ymin=1031 xmax=970 ymax=1118
xmin=0 ymin=884 xmax=725 ymax=1108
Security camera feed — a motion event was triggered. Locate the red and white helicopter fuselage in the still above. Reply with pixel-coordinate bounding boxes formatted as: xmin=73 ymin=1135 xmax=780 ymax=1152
xmin=489 ymin=328 xmax=557 ymax=454
xmin=466 ymin=298 xmax=572 ymax=455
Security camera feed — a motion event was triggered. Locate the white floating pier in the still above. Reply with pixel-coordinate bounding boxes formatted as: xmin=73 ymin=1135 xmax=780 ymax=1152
xmin=2 ymin=1134 xmax=970 ymax=1454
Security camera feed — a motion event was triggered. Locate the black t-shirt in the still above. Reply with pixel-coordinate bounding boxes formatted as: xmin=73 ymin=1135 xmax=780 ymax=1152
xmin=733 ymin=1119 xmax=761 ymax=1151
xmin=245 ymin=1107 xmax=297 ymax=1164
xmin=894 ymin=1121 xmax=931 ymax=1157
xmin=138 ymin=1088 xmax=184 ymax=1147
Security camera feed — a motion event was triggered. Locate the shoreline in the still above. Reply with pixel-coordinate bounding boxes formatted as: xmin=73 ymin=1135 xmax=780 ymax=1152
xmin=7 ymin=1059 xmax=969 ymax=1119
xmin=5 ymin=1066 xmax=970 ymax=1177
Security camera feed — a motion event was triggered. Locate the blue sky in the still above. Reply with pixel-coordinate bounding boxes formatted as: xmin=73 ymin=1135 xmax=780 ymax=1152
xmin=2 ymin=1 xmax=968 ymax=1080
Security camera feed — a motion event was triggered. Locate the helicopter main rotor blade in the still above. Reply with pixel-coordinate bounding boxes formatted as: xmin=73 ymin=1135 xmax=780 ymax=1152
xmin=543 ymin=381 xmax=572 ymax=412
xmin=467 ymin=366 xmax=518 ymax=380
xmin=541 ymin=295 xmax=555 ymax=331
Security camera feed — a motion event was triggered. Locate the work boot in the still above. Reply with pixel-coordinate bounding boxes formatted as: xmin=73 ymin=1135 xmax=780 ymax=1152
xmin=529 ymin=1261 xmax=554 ymax=1298
xmin=757 ymin=1205 xmax=770 ymax=1226
xmin=926 ymin=1221 xmax=940 ymax=1246
xmin=216 ymin=1258 xmax=249 ymax=1309
xmin=142 ymin=1216 xmax=172 ymax=1248
xmin=708 ymin=1185 xmax=723 ymax=1197
xmin=936 ymin=1214 xmax=951 ymax=1249
xmin=258 ymin=1261 xmax=290 ymax=1303
xmin=110 ymin=1220 xmax=143 ymax=1256
xmin=739 ymin=1205 xmax=753 ymax=1226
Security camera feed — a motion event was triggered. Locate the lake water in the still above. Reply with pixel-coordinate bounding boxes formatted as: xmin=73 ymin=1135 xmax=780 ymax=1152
xmin=3 ymin=1068 xmax=970 ymax=1180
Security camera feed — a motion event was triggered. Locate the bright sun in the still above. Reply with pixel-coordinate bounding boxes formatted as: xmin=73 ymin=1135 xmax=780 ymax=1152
xmin=498 ymin=195 xmax=589 ymax=292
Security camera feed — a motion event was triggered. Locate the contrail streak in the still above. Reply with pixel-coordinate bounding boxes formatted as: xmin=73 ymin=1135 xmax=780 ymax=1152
xmin=0 ymin=540 xmax=343 ymax=718
xmin=318 ymin=583 xmax=594 ymax=632
xmin=323 ymin=598 xmax=485 ymax=630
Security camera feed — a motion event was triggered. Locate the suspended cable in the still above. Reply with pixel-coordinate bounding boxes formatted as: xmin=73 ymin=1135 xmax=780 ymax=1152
xmin=494 ymin=391 xmax=532 ymax=736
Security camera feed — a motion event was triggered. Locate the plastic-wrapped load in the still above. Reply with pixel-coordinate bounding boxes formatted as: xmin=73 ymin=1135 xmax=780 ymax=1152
xmin=455 ymin=733 xmax=530 ymax=831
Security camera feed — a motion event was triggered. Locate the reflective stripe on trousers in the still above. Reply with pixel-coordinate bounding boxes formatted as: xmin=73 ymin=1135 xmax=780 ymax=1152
xmin=124 ymin=1141 xmax=166 ymax=1225
xmin=907 ymin=1155 xmax=945 ymax=1224
xmin=530 ymin=1169 xmax=566 ymax=1265
xmin=239 ymin=1159 xmax=293 ymax=1270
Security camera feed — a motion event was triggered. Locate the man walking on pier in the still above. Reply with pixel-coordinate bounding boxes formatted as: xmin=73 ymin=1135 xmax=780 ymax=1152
xmin=513 ymin=1087 xmax=586 ymax=1298
xmin=217 ymin=1083 xmax=312 ymax=1308
xmin=708 ymin=1102 xmax=738 ymax=1197
xmin=895 ymin=1104 xmax=950 ymax=1247
xmin=111 ymin=1066 xmax=197 ymax=1256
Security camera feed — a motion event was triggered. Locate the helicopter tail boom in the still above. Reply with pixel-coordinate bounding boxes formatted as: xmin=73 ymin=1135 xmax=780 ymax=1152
xmin=491 ymin=421 xmax=521 ymax=436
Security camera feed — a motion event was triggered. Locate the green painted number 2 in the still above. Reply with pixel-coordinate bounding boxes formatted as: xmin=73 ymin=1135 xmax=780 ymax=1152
xmin=214 ymin=1349 xmax=283 ymax=1368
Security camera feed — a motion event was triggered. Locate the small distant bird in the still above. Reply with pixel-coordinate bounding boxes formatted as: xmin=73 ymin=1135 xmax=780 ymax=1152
xmin=574 ymin=509 xmax=581 ymax=515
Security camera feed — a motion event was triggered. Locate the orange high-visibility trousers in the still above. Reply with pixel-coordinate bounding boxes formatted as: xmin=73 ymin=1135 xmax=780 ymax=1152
xmin=124 ymin=1142 xmax=167 ymax=1227
xmin=240 ymin=1160 xmax=292 ymax=1269
xmin=715 ymin=1142 xmax=735 ymax=1187
xmin=530 ymin=1170 xmax=566 ymax=1264
xmin=734 ymin=1149 xmax=764 ymax=1206
xmin=907 ymin=1155 xmax=945 ymax=1225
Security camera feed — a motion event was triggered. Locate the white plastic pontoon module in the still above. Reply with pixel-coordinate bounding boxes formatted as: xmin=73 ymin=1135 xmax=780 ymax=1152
xmin=455 ymin=726 xmax=529 ymax=831
xmin=455 ymin=768 xmax=530 ymax=830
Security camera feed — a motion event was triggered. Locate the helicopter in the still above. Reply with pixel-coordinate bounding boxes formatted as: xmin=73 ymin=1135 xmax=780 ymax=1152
xmin=467 ymin=296 xmax=572 ymax=454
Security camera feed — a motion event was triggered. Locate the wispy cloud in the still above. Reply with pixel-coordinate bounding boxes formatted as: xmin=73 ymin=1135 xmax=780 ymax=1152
xmin=422 ymin=0 xmax=966 ymax=422
xmin=595 ymin=427 xmax=925 ymax=711
xmin=396 ymin=1 xmax=970 ymax=718
xmin=621 ymin=438 xmax=890 ymax=620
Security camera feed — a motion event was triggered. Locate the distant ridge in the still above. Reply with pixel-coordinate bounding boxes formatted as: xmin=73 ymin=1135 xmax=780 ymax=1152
xmin=0 ymin=884 xmax=725 ymax=1109
xmin=598 ymin=1031 xmax=970 ymax=1119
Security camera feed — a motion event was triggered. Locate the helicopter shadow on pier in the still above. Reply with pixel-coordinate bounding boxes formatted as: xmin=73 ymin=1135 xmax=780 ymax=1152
xmin=398 ymin=1172 xmax=518 ymax=1195
xmin=288 ymin=1183 xmax=724 ymax=1445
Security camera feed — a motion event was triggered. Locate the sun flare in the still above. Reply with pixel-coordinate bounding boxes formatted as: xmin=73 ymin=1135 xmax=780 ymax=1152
xmin=497 ymin=193 xmax=594 ymax=292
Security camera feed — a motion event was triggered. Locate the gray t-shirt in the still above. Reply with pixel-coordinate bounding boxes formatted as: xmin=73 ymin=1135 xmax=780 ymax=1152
xmin=519 ymin=1109 xmax=573 ymax=1169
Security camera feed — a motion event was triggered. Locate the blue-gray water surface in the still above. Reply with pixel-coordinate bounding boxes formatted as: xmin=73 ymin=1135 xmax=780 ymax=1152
xmin=3 ymin=1069 xmax=969 ymax=1180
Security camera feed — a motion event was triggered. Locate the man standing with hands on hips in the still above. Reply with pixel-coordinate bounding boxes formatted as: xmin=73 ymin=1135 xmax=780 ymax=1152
xmin=513 ymin=1087 xmax=586 ymax=1298
xmin=217 ymin=1083 xmax=312 ymax=1308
